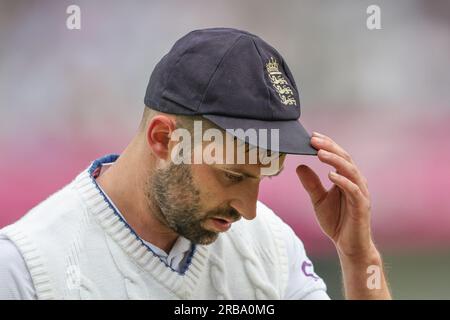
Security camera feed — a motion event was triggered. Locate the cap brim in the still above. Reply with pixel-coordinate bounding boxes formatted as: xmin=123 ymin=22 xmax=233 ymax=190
xmin=203 ymin=114 xmax=318 ymax=155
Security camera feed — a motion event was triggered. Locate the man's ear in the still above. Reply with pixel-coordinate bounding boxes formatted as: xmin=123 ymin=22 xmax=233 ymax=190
xmin=146 ymin=115 xmax=177 ymax=160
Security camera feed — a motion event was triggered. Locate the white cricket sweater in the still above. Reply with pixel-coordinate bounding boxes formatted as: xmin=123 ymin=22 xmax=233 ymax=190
xmin=0 ymin=155 xmax=328 ymax=299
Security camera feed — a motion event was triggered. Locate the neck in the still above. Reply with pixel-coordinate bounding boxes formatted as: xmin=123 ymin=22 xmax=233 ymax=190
xmin=96 ymin=139 xmax=179 ymax=254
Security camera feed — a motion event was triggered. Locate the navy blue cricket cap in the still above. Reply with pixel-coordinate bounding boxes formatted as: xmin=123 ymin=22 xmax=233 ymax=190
xmin=144 ymin=27 xmax=317 ymax=155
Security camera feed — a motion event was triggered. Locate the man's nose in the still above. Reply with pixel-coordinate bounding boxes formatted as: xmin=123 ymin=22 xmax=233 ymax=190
xmin=229 ymin=184 xmax=259 ymax=220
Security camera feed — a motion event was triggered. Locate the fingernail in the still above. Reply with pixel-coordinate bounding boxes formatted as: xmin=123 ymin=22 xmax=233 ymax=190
xmin=312 ymin=131 xmax=325 ymax=138
xmin=311 ymin=136 xmax=323 ymax=143
xmin=329 ymin=171 xmax=338 ymax=177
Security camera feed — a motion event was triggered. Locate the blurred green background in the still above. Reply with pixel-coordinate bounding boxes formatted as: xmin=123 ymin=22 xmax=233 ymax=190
xmin=314 ymin=249 xmax=450 ymax=299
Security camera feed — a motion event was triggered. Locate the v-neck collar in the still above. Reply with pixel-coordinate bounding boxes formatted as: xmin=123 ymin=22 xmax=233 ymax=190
xmin=74 ymin=154 xmax=210 ymax=298
xmin=95 ymin=162 xmax=192 ymax=271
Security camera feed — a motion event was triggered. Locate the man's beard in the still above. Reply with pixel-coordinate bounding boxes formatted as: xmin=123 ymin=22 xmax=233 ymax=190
xmin=147 ymin=163 xmax=240 ymax=245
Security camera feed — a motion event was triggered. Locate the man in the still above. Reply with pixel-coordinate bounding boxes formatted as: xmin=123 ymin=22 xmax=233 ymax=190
xmin=0 ymin=28 xmax=391 ymax=299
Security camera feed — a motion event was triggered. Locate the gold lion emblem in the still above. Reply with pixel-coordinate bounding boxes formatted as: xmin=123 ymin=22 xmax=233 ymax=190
xmin=266 ymin=57 xmax=297 ymax=106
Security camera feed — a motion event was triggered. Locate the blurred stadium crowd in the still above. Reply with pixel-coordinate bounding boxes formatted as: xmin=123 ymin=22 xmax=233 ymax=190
xmin=1 ymin=0 xmax=449 ymax=298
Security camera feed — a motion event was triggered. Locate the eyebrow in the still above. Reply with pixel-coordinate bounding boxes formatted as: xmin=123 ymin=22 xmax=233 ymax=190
xmin=222 ymin=165 xmax=285 ymax=179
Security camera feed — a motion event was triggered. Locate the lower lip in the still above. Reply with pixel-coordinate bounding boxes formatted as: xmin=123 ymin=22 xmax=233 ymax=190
xmin=210 ymin=218 xmax=232 ymax=232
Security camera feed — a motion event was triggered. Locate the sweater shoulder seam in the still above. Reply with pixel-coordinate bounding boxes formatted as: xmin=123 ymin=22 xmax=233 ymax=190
xmin=1 ymin=226 xmax=56 ymax=300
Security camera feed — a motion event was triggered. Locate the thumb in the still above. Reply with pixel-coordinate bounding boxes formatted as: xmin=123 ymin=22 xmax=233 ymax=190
xmin=296 ymin=165 xmax=327 ymax=206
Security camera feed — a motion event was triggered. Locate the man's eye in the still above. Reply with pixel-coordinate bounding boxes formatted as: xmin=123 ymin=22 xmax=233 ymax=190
xmin=224 ymin=172 xmax=244 ymax=183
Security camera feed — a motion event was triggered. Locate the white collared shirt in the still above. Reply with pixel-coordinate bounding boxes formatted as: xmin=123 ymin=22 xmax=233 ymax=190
xmin=98 ymin=180 xmax=193 ymax=273
xmin=0 ymin=163 xmax=329 ymax=300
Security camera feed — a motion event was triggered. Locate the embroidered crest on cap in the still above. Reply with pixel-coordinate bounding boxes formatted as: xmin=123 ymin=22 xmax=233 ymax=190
xmin=266 ymin=57 xmax=297 ymax=106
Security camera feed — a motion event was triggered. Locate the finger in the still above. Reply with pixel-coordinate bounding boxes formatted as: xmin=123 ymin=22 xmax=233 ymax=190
xmin=311 ymin=132 xmax=353 ymax=164
xmin=317 ymin=149 xmax=369 ymax=197
xmin=296 ymin=165 xmax=327 ymax=207
xmin=328 ymin=171 xmax=370 ymax=210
